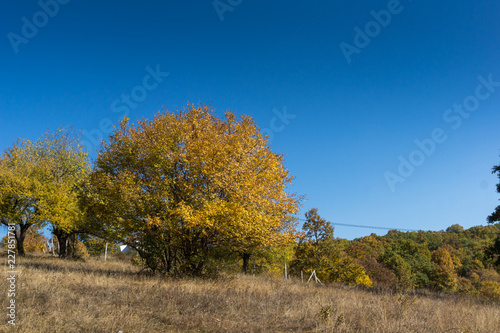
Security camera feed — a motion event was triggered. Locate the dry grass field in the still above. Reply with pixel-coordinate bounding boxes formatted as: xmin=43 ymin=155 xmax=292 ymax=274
xmin=1 ymin=254 xmax=500 ymax=333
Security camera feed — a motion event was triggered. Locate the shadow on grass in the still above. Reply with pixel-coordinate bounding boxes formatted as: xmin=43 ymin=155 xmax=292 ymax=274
xmin=7 ymin=254 xmax=151 ymax=279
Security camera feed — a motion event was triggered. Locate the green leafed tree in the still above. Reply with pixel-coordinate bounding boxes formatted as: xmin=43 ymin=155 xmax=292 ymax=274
xmin=291 ymin=208 xmax=337 ymax=274
xmin=379 ymin=248 xmax=414 ymax=289
xmin=302 ymin=208 xmax=334 ymax=244
xmin=291 ymin=208 xmax=372 ymax=287
xmin=488 ymin=159 xmax=500 ymax=223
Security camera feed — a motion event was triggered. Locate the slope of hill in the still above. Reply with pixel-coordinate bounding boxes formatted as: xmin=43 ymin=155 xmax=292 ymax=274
xmin=2 ymin=254 xmax=500 ymax=332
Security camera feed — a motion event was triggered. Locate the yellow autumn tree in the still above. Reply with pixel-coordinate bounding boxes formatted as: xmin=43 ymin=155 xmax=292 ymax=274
xmin=431 ymin=247 xmax=458 ymax=291
xmin=23 ymin=227 xmax=48 ymax=253
xmin=84 ymin=104 xmax=298 ymax=276
xmin=0 ymin=128 xmax=90 ymax=257
xmin=36 ymin=127 xmax=90 ymax=258
xmin=0 ymin=139 xmax=48 ymax=255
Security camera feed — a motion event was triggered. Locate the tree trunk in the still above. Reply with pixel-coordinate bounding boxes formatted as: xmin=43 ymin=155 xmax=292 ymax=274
xmin=14 ymin=223 xmax=31 ymax=256
xmin=241 ymin=252 xmax=252 ymax=274
xmin=53 ymin=229 xmax=70 ymax=258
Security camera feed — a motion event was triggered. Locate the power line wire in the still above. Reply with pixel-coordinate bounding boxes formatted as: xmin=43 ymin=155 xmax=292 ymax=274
xmin=290 ymin=217 xmax=500 ymax=233
xmin=294 ymin=218 xmax=421 ymax=232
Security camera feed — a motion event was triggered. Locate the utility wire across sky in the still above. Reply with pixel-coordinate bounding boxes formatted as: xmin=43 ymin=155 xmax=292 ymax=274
xmin=294 ymin=219 xmax=500 ymax=234
xmin=294 ymin=218 xmax=422 ymax=232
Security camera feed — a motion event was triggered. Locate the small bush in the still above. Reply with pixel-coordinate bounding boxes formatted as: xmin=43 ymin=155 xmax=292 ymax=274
xmin=479 ymin=281 xmax=500 ymax=301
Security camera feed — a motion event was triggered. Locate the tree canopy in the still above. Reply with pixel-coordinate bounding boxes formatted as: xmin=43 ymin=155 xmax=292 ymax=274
xmin=0 ymin=127 xmax=89 ymax=256
xmin=291 ymin=208 xmax=373 ymax=287
xmin=0 ymin=139 xmax=47 ymax=255
xmin=37 ymin=127 xmax=90 ymax=257
xmin=488 ymin=160 xmax=500 ymax=224
xmin=84 ymin=104 xmax=298 ymax=275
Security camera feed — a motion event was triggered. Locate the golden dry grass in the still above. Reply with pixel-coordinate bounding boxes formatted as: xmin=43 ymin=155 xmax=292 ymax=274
xmin=1 ymin=254 xmax=500 ymax=332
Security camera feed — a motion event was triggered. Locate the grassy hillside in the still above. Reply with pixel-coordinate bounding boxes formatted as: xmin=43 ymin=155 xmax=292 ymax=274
xmin=2 ymin=254 xmax=500 ymax=332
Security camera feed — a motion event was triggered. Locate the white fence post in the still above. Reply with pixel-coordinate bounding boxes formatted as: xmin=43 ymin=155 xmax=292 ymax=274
xmin=307 ymin=270 xmax=322 ymax=284
xmin=104 ymin=243 xmax=108 ymax=261
xmin=307 ymin=270 xmax=314 ymax=283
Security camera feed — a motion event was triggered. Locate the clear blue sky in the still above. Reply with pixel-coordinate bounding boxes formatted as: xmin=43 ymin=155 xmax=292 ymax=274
xmin=1 ymin=0 xmax=499 ymax=239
